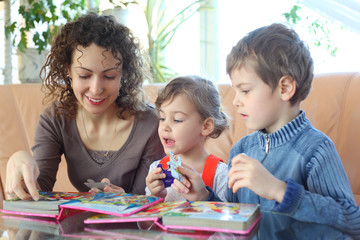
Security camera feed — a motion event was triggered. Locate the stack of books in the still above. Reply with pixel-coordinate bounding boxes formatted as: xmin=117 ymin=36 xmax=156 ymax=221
xmin=2 ymin=191 xmax=163 ymax=220
xmin=1 ymin=191 xmax=261 ymax=235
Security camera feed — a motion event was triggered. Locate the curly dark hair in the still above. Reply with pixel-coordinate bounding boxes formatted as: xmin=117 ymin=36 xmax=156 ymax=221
xmin=40 ymin=12 xmax=152 ymax=119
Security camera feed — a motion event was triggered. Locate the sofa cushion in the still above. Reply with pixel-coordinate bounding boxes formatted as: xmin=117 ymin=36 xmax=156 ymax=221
xmin=0 ymin=73 xmax=359 ymax=206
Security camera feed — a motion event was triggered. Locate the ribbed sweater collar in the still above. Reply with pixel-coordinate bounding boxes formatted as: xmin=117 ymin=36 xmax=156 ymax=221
xmin=257 ymin=111 xmax=310 ymax=151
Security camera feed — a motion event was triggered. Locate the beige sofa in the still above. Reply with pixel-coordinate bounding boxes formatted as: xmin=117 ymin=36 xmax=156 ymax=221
xmin=1 ymin=72 xmax=359 ymax=207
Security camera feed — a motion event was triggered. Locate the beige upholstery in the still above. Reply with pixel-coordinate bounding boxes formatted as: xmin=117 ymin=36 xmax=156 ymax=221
xmin=1 ymin=72 xmax=359 ymax=208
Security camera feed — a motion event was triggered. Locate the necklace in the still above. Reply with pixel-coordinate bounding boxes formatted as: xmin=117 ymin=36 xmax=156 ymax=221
xmin=81 ymin=109 xmax=119 ymax=158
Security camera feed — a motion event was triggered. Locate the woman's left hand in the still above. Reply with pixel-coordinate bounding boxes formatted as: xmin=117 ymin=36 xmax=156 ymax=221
xmin=90 ymin=178 xmax=125 ymax=193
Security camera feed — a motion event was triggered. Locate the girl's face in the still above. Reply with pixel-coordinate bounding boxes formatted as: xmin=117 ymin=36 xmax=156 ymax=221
xmin=230 ymin=65 xmax=286 ymax=133
xmin=158 ymin=94 xmax=207 ymax=157
xmin=68 ymin=43 xmax=123 ymax=116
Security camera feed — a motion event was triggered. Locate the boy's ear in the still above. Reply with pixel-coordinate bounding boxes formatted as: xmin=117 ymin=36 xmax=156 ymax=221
xmin=278 ymin=76 xmax=296 ymax=101
xmin=201 ymin=117 xmax=214 ymax=137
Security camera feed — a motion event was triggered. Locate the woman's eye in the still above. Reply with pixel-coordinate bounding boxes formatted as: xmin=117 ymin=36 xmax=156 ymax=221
xmin=242 ymin=90 xmax=250 ymax=94
xmin=174 ymin=119 xmax=183 ymax=123
xmin=159 ymin=117 xmax=165 ymax=122
xmin=79 ymin=75 xmax=90 ymax=79
xmin=104 ymin=75 xmax=116 ymax=80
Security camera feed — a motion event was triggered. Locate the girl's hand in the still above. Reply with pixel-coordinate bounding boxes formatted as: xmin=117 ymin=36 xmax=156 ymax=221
xmin=145 ymin=167 xmax=167 ymax=198
xmin=171 ymin=162 xmax=209 ymax=202
xmin=5 ymin=150 xmax=40 ymax=201
xmin=228 ymin=153 xmax=286 ymax=202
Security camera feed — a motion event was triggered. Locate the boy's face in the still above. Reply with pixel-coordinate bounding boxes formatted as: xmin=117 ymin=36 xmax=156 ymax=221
xmin=230 ymin=65 xmax=287 ymax=133
xmin=157 ymin=94 xmax=206 ymax=157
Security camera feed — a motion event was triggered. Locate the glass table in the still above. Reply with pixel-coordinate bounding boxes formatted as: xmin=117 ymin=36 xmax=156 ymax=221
xmin=0 ymin=210 xmax=354 ymax=239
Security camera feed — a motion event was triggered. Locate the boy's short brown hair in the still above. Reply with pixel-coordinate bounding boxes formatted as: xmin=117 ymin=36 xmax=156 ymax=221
xmin=226 ymin=23 xmax=314 ymax=105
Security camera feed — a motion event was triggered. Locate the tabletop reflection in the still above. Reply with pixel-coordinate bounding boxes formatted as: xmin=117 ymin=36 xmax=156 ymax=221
xmin=0 ymin=210 xmax=355 ymax=240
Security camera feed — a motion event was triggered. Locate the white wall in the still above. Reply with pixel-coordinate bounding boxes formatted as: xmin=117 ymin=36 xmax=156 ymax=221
xmin=1 ymin=0 xmax=360 ymax=84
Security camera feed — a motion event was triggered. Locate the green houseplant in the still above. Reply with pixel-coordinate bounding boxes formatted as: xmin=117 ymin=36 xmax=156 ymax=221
xmin=5 ymin=0 xmax=87 ymax=54
xmin=106 ymin=0 xmax=204 ymax=83
xmin=283 ymin=4 xmax=338 ymax=57
xmin=144 ymin=0 xmax=204 ymax=83
xmin=4 ymin=0 xmax=87 ymax=83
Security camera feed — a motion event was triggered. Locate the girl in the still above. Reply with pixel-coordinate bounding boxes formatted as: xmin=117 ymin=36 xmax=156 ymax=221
xmin=145 ymin=76 xmax=229 ymax=202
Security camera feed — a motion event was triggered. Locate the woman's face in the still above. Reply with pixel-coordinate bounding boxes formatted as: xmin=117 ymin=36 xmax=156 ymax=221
xmin=68 ymin=43 xmax=123 ymax=116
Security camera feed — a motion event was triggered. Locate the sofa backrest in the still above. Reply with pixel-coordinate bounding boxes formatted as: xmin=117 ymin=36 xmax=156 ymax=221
xmin=0 ymin=72 xmax=359 ymax=206
xmin=301 ymin=72 xmax=360 ymax=205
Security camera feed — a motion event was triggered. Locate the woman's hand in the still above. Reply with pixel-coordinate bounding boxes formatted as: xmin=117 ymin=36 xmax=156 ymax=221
xmin=5 ymin=150 xmax=40 ymax=201
xmin=171 ymin=162 xmax=209 ymax=202
xmin=89 ymin=178 xmax=125 ymax=193
xmin=228 ymin=153 xmax=286 ymax=202
xmin=145 ymin=167 xmax=167 ymax=198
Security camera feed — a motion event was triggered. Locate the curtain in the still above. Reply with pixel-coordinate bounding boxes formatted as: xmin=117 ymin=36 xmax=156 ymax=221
xmin=302 ymin=0 xmax=360 ymax=34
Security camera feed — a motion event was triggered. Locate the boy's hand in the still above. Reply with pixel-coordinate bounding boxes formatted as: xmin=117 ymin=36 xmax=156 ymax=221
xmin=171 ymin=162 xmax=209 ymax=202
xmin=145 ymin=167 xmax=167 ymax=198
xmin=228 ymin=153 xmax=287 ymax=203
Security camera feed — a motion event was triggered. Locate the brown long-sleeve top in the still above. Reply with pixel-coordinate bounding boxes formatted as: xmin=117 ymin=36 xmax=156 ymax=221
xmin=32 ymin=105 xmax=165 ymax=194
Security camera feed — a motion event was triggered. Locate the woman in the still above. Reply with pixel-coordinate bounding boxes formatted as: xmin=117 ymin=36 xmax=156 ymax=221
xmin=5 ymin=13 xmax=165 ymax=201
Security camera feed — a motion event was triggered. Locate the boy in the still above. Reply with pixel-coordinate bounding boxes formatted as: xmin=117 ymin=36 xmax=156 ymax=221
xmin=172 ymin=23 xmax=360 ymax=235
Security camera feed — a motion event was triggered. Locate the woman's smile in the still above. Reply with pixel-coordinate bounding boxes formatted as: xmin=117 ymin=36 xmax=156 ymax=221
xmin=86 ymin=95 xmax=106 ymax=105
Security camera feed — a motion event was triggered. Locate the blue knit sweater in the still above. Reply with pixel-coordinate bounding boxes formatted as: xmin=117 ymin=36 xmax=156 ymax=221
xmin=208 ymin=111 xmax=360 ymax=235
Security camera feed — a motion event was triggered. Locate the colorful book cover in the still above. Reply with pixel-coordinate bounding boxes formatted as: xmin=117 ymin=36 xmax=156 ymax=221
xmin=161 ymin=201 xmax=261 ymax=235
xmin=84 ymin=200 xmax=187 ymax=226
xmin=60 ymin=192 xmax=163 ymax=217
xmin=1 ymin=191 xmax=163 ymax=220
xmin=84 ymin=201 xmax=261 ymax=235
xmin=1 ymin=192 xmax=94 ymax=220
